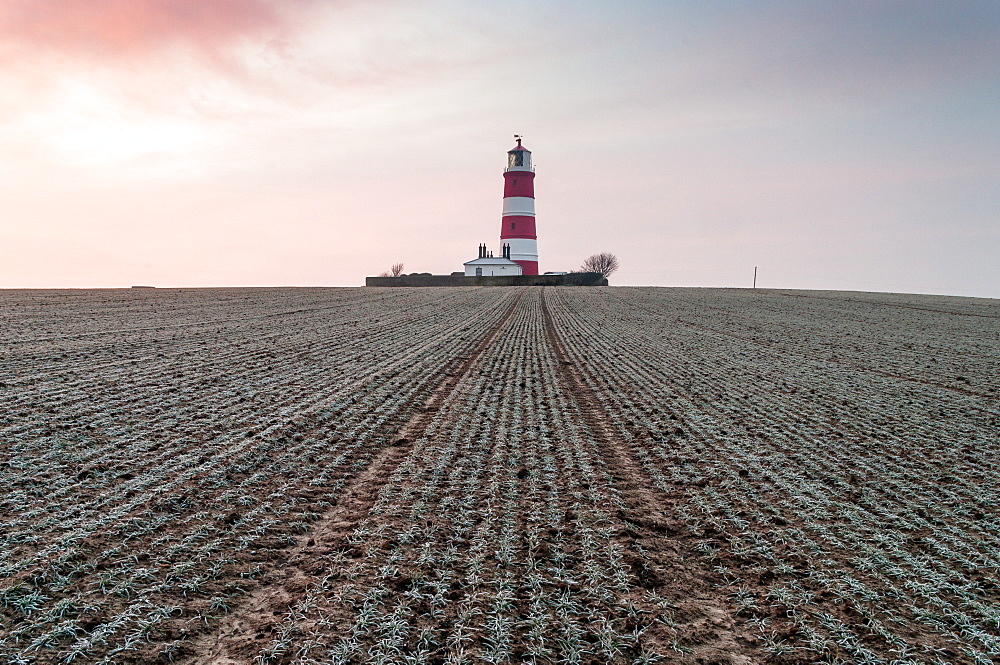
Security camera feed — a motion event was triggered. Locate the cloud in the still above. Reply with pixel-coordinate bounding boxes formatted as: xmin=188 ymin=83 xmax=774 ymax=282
xmin=0 ymin=0 xmax=315 ymax=125
xmin=699 ymin=2 xmax=1000 ymax=99
xmin=0 ymin=0 xmax=299 ymax=60
xmin=0 ymin=1 xmax=528 ymax=121
xmin=582 ymin=1 xmax=1000 ymax=129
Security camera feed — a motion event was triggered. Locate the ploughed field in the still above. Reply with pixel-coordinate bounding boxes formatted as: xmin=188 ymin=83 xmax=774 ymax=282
xmin=0 ymin=286 xmax=997 ymax=665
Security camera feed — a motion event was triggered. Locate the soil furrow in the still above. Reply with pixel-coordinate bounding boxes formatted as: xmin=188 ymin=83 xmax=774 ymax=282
xmin=183 ymin=288 xmax=527 ymax=663
xmin=5 ymin=287 xmax=996 ymax=663
xmin=539 ymin=287 xmax=761 ymax=663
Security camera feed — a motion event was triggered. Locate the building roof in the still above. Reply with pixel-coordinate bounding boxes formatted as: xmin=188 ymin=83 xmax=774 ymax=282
xmin=463 ymin=257 xmax=521 ymax=266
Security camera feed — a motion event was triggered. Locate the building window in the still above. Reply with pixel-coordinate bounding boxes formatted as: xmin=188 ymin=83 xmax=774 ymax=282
xmin=511 ymin=222 xmax=516 ymax=230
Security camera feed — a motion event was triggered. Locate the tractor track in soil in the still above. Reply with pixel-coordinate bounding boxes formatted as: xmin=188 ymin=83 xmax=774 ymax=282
xmin=184 ymin=289 xmax=527 ymax=664
xmin=538 ymin=288 xmax=763 ymax=663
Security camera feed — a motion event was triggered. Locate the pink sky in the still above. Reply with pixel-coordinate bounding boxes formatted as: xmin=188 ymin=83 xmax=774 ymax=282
xmin=2 ymin=1 xmax=998 ymax=297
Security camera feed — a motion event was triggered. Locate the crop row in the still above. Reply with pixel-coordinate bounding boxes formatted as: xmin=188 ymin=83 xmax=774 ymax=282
xmin=545 ymin=287 xmax=1000 ymax=663
xmin=193 ymin=289 xmax=718 ymax=664
xmin=0 ymin=287 xmax=518 ymax=663
xmin=2 ymin=285 xmax=996 ymax=664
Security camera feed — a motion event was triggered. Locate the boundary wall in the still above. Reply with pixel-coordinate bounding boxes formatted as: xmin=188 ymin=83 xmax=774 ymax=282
xmin=365 ymin=272 xmax=608 ymax=287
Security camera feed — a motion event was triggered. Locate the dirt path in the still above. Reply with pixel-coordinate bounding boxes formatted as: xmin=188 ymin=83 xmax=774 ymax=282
xmin=539 ymin=288 xmax=760 ymax=663
xmin=184 ymin=289 xmax=526 ymax=664
xmin=184 ymin=287 xmax=761 ymax=663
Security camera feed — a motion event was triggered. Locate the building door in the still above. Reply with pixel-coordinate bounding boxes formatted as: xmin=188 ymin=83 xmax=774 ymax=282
xmin=476 ymin=267 xmax=482 ymax=276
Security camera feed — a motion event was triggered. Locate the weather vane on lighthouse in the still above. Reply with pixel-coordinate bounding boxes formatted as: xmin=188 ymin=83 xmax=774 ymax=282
xmin=500 ymin=134 xmax=538 ymax=274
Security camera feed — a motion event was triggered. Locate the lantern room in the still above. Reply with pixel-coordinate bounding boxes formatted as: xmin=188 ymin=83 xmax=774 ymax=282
xmin=506 ymin=136 xmax=532 ymax=172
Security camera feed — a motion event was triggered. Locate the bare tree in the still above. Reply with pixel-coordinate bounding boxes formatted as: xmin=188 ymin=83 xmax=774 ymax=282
xmin=390 ymin=262 xmax=405 ymax=277
xmin=580 ymin=252 xmax=619 ymax=278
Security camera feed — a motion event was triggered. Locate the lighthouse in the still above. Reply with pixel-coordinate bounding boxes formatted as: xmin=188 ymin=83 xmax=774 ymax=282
xmin=500 ymin=136 xmax=538 ymax=275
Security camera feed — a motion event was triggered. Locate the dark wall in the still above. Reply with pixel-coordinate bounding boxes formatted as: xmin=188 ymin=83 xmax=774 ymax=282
xmin=365 ymin=272 xmax=608 ymax=287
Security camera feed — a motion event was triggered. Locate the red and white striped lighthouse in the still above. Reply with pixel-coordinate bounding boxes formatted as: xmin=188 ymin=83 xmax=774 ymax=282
xmin=500 ymin=135 xmax=538 ymax=275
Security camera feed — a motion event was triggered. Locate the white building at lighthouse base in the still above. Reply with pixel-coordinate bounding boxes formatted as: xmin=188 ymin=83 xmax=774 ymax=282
xmin=463 ymin=256 xmax=522 ymax=277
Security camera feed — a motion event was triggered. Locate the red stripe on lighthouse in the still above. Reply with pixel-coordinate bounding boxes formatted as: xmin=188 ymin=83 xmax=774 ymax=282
xmin=503 ymin=171 xmax=535 ymax=198
xmin=514 ymin=260 xmax=538 ymax=275
xmin=500 ymin=216 xmax=536 ymax=239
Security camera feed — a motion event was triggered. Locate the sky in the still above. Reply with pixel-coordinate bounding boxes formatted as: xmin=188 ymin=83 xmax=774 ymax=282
xmin=1 ymin=0 xmax=998 ymax=297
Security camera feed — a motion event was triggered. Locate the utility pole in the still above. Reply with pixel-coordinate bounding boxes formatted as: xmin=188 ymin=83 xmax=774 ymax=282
xmin=753 ymin=266 xmax=757 ymax=289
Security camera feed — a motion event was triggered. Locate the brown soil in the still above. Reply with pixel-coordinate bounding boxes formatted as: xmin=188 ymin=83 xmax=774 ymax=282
xmin=181 ymin=287 xmax=771 ymax=663
xmin=540 ymin=288 xmax=762 ymax=664
xmin=185 ymin=291 xmax=527 ymax=663
xmin=5 ymin=287 xmax=995 ymax=664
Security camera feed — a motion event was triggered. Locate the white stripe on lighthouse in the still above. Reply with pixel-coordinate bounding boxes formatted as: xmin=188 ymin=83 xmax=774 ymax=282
xmin=506 ymin=237 xmax=538 ymax=261
xmin=501 ymin=197 xmax=535 ymax=216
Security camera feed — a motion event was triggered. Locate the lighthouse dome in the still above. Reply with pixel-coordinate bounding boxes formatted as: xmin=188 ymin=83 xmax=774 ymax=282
xmin=506 ymin=137 xmax=532 ymax=171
